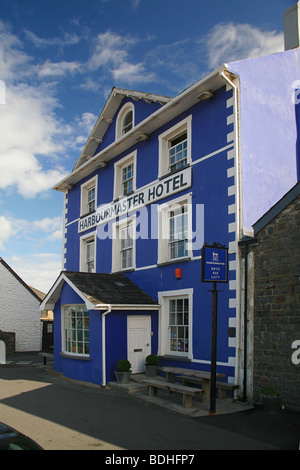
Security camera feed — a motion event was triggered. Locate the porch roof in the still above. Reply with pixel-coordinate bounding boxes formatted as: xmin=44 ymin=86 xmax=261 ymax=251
xmin=40 ymin=271 xmax=159 ymax=311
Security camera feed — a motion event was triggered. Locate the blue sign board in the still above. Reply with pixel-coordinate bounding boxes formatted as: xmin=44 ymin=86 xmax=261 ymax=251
xmin=202 ymin=245 xmax=228 ymax=283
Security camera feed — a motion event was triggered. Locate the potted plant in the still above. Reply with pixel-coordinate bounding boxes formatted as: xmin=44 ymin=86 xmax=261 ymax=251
xmin=115 ymin=359 xmax=132 ymax=384
xmin=261 ymin=385 xmax=282 ymax=412
xmin=145 ymin=354 xmax=159 ymax=377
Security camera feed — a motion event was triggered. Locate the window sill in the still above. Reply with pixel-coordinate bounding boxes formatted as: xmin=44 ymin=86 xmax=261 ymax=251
xmin=157 ymin=257 xmax=191 ymax=267
xmin=158 ymin=355 xmax=192 ymax=363
xmin=80 ymin=210 xmax=96 ymax=219
xmin=159 ymin=164 xmax=190 ymax=181
xmin=112 ymin=268 xmax=135 ymax=274
xmin=60 ymin=352 xmax=91 ymax=361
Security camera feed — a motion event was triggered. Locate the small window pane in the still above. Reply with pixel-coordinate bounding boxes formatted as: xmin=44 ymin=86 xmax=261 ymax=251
xmin=168 ymin=298 xmax=189 ymax=355
xmin=122 ymin=111 xmax=133 ymax=135
xmin=63 ymin=306 xmax=90 ymax=356
xmin=169 ymin=133 xmax=187 ymax=173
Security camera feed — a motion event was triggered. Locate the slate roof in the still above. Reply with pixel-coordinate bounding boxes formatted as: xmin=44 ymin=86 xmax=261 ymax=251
xmin=64 ymin=271 xmax=158 ymax=306
xmin=41 ymin=271 xmax=159 ymax=310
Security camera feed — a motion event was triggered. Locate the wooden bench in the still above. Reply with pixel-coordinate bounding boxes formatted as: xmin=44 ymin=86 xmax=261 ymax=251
xmin=176 ymin=375 xmax=240 ymax=400
xmin=39 ymin=352 xmax=54 ymax=365
xmin=142 ymin=378 xmax=203 ymax=409
xmin=176 ymin=376 xmax=239 ymax=399
xmin=216 ymin=382 xmax=239 ymax=399
xmin=157 ymin=366 xmax=225 ymax=402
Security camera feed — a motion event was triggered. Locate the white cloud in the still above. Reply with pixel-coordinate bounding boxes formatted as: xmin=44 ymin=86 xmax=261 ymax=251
xmin=0 ymin=20 xmax=31 ymax=81
xmin=204 ymin=22 xmax=284 ymax=69
xmin=9 ymin=253 xmax=62 ymax=293
xmin=0 ymin=216 xmax=14 ymax=250
xmin=37 ymin=60 xmax=81 ymax=78
xmin=2 ymin=215 xmax=62 ymax=245
xmin=87 ymin=31 xmax=155 ymax=85
xmin=0 ymin=84 xmax=68 ymax=198
xmin=74 ymin=112 xmax=98 ymax=146
xmin=112 ymin=61 xmax=154 ymax=84
xmin=87 ymin=31 xmax=134 ymax=71
xmin=32 ymin=217 xmax=63 ymax=241
xmin=0 ymin=24 xmax=155 ymax=201
xmin=24 ymin=30 xmax=81 ymax=49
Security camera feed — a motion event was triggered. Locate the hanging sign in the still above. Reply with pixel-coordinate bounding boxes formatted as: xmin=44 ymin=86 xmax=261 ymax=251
xmin=201 ymin=244 xmax=228 ymax=283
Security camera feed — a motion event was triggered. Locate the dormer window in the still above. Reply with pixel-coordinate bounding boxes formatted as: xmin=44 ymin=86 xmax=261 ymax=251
xmin=116 ymin=103 xmax=135 ymax=140
xmin=122 ymin=110 xmax=133 ymax=135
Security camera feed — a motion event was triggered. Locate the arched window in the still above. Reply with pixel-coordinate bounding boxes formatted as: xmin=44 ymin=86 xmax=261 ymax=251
xmin=122 ymin=110 xmax=133 ymax=135
xmin=116 ymin=103 xmax=135 ymax=140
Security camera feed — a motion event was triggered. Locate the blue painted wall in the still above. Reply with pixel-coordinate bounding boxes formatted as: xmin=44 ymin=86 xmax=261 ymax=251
xmin=105 ymin=310 xmax=159 ymax=382
xmin=54 ymin=283 xmax=103 ymax=384
xmin=60 ymin=83 xmax=238 ymax=385
xmin=52 ymin=44 xmax=300 ymax=387
xmin=54 ymin=282 xmax=159 ymax=384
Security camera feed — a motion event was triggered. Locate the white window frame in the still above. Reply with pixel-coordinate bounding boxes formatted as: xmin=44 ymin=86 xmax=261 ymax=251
xmin=158 ymin=116 xmax=192 ymax=178
xmin=113 ymin=151 xmax=137 ymax=200
xmin=112 ymin=216 xmax=136 ymax=272
xmin=116 ymin=102 xmax=135 ymax=140
xmin=61 ymin=304 xmax=90 ymax=357
xmin=158 ymin=288 xmax=193 ymax=359
xmin=80 ymin=231 xmax=96 ymax=273
xmin=157 ymin=193 xmax=192 ymax=265
xmin=80 ymin=176 xmax=98 ymax=217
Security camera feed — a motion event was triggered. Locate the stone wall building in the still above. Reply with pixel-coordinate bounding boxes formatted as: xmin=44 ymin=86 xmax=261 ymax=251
xmin=251 ymin=182 xmax=300 ymax=409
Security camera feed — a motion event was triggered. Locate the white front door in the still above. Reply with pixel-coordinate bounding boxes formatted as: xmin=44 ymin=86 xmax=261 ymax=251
xmin=127 ymin=316 xmax=151 ymax=374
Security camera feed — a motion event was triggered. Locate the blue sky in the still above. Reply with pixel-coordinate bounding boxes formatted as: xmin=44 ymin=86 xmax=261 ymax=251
xmin=0 ymin=0 xmax=295 ymax=292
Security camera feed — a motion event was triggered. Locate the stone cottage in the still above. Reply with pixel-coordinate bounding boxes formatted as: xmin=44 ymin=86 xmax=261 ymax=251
xmin=249 ymin=182 xmax=300 ymax=409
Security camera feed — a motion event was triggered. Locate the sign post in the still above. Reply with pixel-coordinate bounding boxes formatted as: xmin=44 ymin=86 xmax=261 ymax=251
xmin=202 ymin=243 xmax=228 ymax=414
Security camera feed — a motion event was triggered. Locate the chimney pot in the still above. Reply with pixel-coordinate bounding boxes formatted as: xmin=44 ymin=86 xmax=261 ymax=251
xmin=284 ymin=2 xmax=300 ymax=50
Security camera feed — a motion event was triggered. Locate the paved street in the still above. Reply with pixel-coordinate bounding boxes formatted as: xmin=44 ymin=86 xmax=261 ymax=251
xmin=0 ymin=354 xmax=299 ymax=451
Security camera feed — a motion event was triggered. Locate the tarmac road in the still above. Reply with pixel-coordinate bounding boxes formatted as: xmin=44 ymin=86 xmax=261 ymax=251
xmin=0 ymin=353 xmax=299 ymax=451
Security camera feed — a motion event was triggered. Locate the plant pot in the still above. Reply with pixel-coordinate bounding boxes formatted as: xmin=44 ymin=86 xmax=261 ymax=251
xmin=262 ymin=395 xmax=281 ymax=412
xmin=145 ymin=364 xmax=157 ymax=377
xmin=115 ymin=370 xmax=132 ymax=384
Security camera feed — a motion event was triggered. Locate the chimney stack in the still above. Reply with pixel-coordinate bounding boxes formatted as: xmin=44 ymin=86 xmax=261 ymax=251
xmin=284 ymin=2 xmax=300 ymax=50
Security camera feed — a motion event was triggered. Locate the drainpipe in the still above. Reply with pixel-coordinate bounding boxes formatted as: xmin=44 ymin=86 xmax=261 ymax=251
xmin=239 ymin=237 xmax=257 ymax=401
xmin=96 ymin=304 xmax=112 ymax=387
xmin=243 ymin=242 xmax=249 ymax=402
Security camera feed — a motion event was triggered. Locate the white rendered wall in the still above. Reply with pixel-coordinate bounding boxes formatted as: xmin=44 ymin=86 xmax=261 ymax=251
xmin=0 ymin=263 xmax=41 ymax=352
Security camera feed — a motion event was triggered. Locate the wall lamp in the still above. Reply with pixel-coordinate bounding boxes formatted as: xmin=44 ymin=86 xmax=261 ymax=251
xmin=198 ymin=91 xmax=214 ymax=101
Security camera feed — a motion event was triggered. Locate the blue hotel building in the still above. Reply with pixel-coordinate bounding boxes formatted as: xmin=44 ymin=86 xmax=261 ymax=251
xmin=41 ymin=4 xmax=300 ymax=397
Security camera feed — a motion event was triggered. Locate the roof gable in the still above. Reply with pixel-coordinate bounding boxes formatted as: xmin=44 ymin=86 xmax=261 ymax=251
xmin=73 ymin=88 xmax=171 ymax=171
xmin=0 ymin=258 xmax=42 ymax=302
xmin=253 ymin=181 xmax=300 ymax=234
xmin=54 ymin=67 xmax=228 ymax=191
